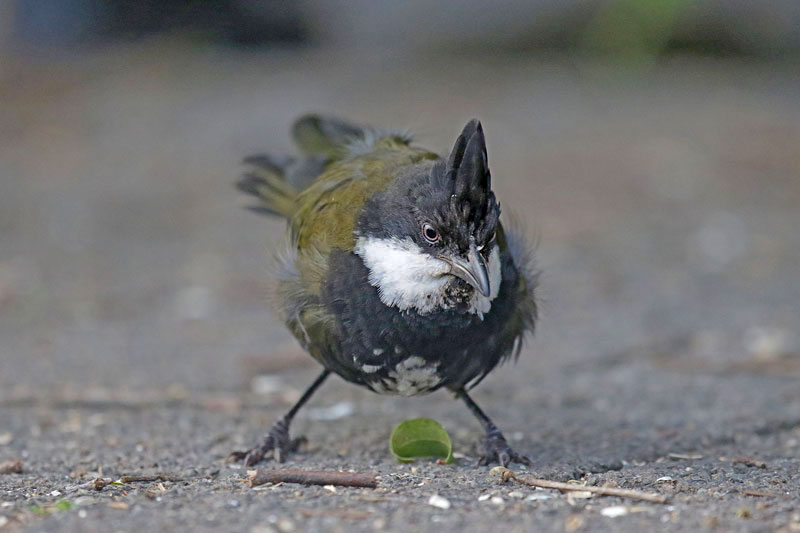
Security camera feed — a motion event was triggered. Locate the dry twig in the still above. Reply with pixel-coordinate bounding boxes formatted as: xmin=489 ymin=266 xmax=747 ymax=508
xmin=248 ymin=469 xmax=378 ymax=488
xmin=741 ymin=489 xmax=783 ymax=498
xmin=493 ymin=467 xmax=668 ymax=504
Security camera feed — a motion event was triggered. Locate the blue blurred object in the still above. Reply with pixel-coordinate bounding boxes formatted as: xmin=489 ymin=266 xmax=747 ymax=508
xmin=11 ymin=0 xmax=307 ymax=46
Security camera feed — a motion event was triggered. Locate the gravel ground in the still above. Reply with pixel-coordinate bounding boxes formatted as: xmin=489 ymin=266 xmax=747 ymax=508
xmin=1 ymin=42 xmax=799 ymax=532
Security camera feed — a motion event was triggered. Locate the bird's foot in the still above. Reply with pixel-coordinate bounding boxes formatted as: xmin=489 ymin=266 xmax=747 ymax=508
xmin=478 ymin=427 xmax=531 ymax=467
xmin=229 ymin=419 xmax=306 ymax=466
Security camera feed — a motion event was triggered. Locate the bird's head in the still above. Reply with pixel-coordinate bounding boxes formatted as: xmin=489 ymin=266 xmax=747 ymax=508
xmin=355 ymin=119 xmax=502 ymax=316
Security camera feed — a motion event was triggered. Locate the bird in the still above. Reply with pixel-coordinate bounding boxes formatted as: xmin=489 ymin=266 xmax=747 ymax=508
xmin=232 ymin=115 xmax=538 ymax=467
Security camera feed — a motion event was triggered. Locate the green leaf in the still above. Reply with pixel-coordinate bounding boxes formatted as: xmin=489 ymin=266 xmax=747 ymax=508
xmin=54 ymin=500 xmax=72 ymax=512
xmin=390 ymin=418 xmax=454 ymax=464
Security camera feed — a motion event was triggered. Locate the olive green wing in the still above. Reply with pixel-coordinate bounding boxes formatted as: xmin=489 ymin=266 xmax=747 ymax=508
xmin=279 ymin=136 xmax=438 ymax=367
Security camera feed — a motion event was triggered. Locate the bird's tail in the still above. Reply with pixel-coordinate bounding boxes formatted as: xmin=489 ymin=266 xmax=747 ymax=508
xmin=236 ymin=114 xmax=369 ymax=219
xmin=237 ymin=114 xmax=411 ymax=219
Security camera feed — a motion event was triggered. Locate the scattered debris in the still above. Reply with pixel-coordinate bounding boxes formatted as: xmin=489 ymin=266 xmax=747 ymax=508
xmin=566 ymin=491 xmax=593 ymax=505
xmin=668 ymin=453 xmax=704 ymax=460
xmin=66 ymin=477 xmax=113 ymax=493
xmin=732 ymin=456 xmax=767 ymax=469
xmin=107 ymin=502 xmax=130 ymax=511
xmin=248 ymin=469 xmax=378 ymax=489
xmin=0 ymin=460 xmax=22 ymax=474
xmin=492 ymin=467 xmax=668 ymax=504
xmin=427 ymin=494 xmax=451 ymax=509
xmin=120 ymin=473 xmax=183 ymax=483
xmin=601 ymin=506 xmax=629 ymax=517
xmin=297 ymin=508 xmax=372 ymax=520
xmin=740 ymin=489 xmax=783 ymax=498
xmin=526 ymin=491 xmax=553 ymax=501
xmin=565 ymin=514 xmax=585 ymax=531
xmin=656 ymin=476 xmax=675 ymax=482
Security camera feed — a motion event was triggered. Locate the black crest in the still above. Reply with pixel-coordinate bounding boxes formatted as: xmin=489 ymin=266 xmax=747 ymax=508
xmin=431 ymin=119 xmax=500 ymax=245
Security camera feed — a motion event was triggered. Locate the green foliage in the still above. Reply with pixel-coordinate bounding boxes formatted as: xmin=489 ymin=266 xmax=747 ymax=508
xmin=582 ymin=0 xmax=690 ymax=66
xmin=54 ymin=500 xmax=72 ymax=512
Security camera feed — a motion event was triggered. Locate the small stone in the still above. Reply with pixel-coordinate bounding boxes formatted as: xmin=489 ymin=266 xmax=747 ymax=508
xmin=427 ymin=494 xmax=451 ymax=510
xmin=526 ymin=492 xmax=552 ymax=501
xmin=601 ymin=506 xmax=629 ymax=518
xmin=478 ymin=493 xmax=491 ymax=502
xmin=656 ymin=476 xmax=674 ymax=482
xmin=508 ymin=491 xmax=524 ymax=499
xmin=490 ymin=496 xmax=504 ymax=505
xmin=277 ymin=519 xmax=295 ymax=532
xmin=107 ymin=502 xmax=129 ymax=510
xmin=0 ymin=516 xmax=8 ymax=528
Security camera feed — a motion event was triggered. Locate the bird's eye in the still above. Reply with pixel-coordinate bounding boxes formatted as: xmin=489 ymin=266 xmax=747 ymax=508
xmin=422 ymin=223 xmax=440 ymax=244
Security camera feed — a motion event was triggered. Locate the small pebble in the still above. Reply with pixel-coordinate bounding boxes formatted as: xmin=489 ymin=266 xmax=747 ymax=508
xmin=427 ymin=494 xmax=451 ymax=510
xmin=277 ymin=518 xmax=295 ymax=532
xmin=526 ymin=492 xmax=552 ymax=501
xmin=601 ymin=506 xmax=629 ymax=518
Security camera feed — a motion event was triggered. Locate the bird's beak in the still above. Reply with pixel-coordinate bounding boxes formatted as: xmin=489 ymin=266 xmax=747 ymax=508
xmin=441 ymin=243 xmax=491 ymax=297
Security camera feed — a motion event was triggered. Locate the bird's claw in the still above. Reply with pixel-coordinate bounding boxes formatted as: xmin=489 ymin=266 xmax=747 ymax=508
xmin=229 ymin=419 xmax=306 ymax=466
xmin=478 ymin=427 xmax=531 ymax=467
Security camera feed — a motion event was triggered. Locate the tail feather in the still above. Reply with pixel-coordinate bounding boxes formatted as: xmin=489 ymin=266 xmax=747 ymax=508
xmin=237 ymin=113 xmax=412 ymax=219
xmin=292 ymin=114 xmax=365 ymax=159
xmin=236 ymin=159 xmax=299 ymax=219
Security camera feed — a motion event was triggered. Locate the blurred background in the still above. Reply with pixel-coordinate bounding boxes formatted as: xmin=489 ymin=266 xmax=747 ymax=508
xmin=1 ymin=0 xmax=799 ymax=398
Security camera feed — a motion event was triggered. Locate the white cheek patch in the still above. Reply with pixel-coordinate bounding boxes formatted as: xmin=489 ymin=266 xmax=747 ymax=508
xmin=354 ymin=236 xmax=502 ymax=317
xmin=354 ymin=236 xmax=451 ymax=314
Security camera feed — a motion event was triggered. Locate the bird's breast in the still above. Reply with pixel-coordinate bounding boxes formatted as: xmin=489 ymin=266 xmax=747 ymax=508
xmin=320 ymin=249 xmax=516 ymax=393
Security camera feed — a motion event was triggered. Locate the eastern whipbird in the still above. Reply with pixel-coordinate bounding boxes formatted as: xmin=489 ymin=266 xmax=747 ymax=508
xmin=232 ymin=115 xmax=538 ymax=467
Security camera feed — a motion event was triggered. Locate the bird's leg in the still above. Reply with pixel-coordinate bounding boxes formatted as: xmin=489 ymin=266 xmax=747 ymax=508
xmin=231 ymin=370 xmax=330 ymax=466
xmin=457 ymin=388 xmax=532 ymax=467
